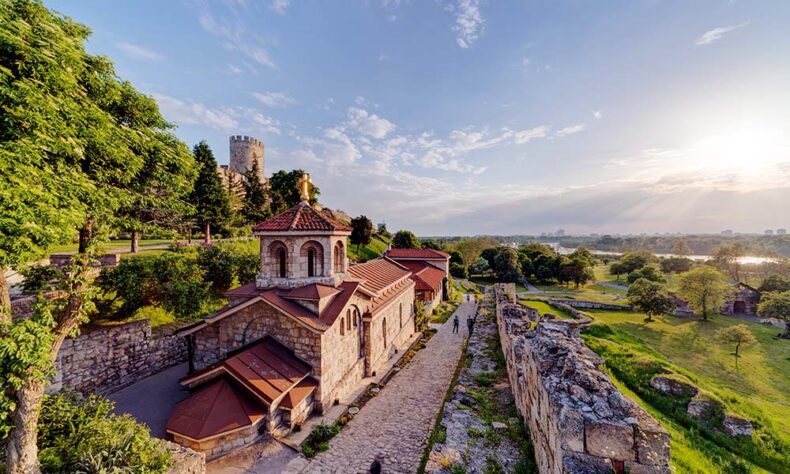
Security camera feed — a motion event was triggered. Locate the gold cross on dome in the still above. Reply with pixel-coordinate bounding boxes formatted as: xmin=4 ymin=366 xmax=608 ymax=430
xmin=299 ymin=172 xmax=312 ymax=203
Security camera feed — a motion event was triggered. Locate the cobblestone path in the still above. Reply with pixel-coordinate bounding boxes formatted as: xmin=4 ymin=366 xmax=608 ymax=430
xmin=302 ymin=300 xmax=477 ymax=474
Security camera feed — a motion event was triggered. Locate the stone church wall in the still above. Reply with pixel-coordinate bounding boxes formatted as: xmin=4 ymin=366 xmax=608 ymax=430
xmin=495 ymin=285 xmax=670 ymax=473
xmin=52 ymin=319 xmax=187 ymax=394
xmin=191 ymin=300 xmax=322 ymax=372
xmin=365 ymin=285 xmax=417 ymax=378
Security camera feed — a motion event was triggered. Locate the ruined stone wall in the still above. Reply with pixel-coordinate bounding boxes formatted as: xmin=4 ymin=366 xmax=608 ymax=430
xmin=548 ymin=299 xmax=631 ymax=311
xmin=52 ymin=319 xmax=187 ymax=394
xmin=495 ymin=285 xmax=670 ymax=473
xmin=164 ymin=441 xmax=205 ymax=474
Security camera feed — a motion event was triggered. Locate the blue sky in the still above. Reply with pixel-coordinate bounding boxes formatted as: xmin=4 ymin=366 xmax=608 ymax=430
xmin=45 ymin=0 xmax=790 ymax=236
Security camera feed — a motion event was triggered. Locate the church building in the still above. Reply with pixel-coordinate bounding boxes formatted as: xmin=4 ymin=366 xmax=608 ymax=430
xmin=166 ymin=174 xmax=419 ymax=457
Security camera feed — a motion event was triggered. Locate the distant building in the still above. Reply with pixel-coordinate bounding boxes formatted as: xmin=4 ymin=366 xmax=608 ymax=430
xmin=765 ymin=229 xmax=774 ymax=235
xmin=721 ymin=229 xmax=734 ymax=236
xmin=777 ymin=228 xmax=787 ymax=235
xmin=556 ymin=229 xmax=565 ymax=237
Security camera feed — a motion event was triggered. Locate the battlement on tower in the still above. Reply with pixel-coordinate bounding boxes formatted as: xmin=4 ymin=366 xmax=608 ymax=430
xmin=229 ymin=135 xmax=265 ymax=182
xmin=230 ymin=135 xmax=264 ymax=147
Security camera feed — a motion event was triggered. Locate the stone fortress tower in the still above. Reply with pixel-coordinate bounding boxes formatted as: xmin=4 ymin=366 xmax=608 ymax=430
xmin=229 ymin=135 xmax=265 ymax=182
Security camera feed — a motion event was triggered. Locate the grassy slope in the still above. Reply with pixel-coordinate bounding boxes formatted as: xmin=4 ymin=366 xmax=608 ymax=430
xmin=585 ymin=309 xmax=790 ymax=472
xmin=520 ymin=299 xmax=575 ymax=319
xmin=347 ymin=233 xmax=391 ymax=262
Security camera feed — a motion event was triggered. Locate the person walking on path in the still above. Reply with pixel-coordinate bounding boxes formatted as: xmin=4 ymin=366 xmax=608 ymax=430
xmin=467 ymin=316 xmax=475 ymax=336
xmin=453 ymin=314 xmax=459 ymax=333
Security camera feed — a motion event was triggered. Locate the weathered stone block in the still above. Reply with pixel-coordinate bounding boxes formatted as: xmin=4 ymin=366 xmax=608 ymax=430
xmin=584 ymin=420 xmax=636 ymax=461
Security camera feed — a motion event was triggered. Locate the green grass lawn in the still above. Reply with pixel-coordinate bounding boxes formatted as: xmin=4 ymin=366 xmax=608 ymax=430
xmin=430 ymin=302 xmax=459 ymax=324
xmin=347 ymin=233 xmax=391 ymax=262
xmin=584 ymin=309 xmax=790 ymax=472
xmin=520 ymin=299 xmax=574 ymax=319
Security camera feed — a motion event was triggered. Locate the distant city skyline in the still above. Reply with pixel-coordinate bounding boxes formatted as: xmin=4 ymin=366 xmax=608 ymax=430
xmin=45 ymin=0 xmax=790 ymax=235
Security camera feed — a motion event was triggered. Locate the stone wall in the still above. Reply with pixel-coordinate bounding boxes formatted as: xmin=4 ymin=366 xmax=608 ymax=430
xmin=548 ymin=298 xmax=631 ymax=311
xmin=52 ymin=319 xmax=187 ymax=394
xmin=164 ymin=441 xmax=205 ymax=474
xmin=495 ymin=285 xmax=670 ymax=473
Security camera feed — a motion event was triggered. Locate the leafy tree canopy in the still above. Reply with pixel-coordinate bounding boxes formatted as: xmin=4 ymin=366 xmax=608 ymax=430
xmin=757 ymin=290 xmax=790 ymax=338
xmin=627 ymin=278 xmax=675 ymax=322
xmin=190 ymin=141 xmax=231 ymax=242
xmin=677 ymin=265 xmax=732 ymax=321
xmin=392 ymin=230 xmax=420 ymax=249
xmin=269 ymin=169 xmax=320 ymax=213
xmin=350 ymin=215 xmax=373 ymax=253
xmin=241 ymin=160 xmax=271 ymax=225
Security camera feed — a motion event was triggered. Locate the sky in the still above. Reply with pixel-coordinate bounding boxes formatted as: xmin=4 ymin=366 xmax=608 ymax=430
xmin=44 ymin=0 xmax=790 ymax=236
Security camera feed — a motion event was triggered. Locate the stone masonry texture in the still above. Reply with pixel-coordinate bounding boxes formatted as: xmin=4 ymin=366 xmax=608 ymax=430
xmin=495 ymin=284 xmax=670 ymax=474
xmin=302 ymin=301 xmax=477 ymax=474
xmin=52 ymin=318 xmax=187 ymax=395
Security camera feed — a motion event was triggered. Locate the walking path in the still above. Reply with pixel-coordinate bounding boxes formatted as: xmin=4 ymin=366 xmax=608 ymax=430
xmin=596 ymin=280 xmax=629 ymax=291
xmin=296 ymin=299 xmax=477 ymax=474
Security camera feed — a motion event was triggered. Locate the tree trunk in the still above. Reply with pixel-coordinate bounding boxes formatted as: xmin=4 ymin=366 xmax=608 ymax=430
xmin=735 ymin=343 xmax=741 ymax=357
xmin=702 ymin=301 xmax=708 ymax=321
xmin=783 ymin=322 xmax=790 ymax=339
xmin=130 ymin=230 xmax=140 ymax=253
xmin=5 ymin=378 xmax=45 ymax=474
xmin=5 ymin=276 xmax=86 ymax=474
xmin=0 ymin=266 xmax=11 ymax=323
xmin=188 ymin=228 xmax=192 ymax=245
xmin=78 ymin=219 xmax=94 ymax=254
xmin=203 ymin=222 xmax=211 ymax=244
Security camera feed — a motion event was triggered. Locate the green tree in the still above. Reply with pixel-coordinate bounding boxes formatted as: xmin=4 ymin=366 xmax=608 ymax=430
xmin=190 ymin=141 xmax=231 ymax=243
xmin=119 ymin=131 xmax=196 ymax=253
xmin=480 ymin=247 xmax=500 ymax=270
xmin=1 ymin=254 xmax=96 ymax=473
xmin=392 ymin=230 xmax=421 ymax=249
xmin=627 ymin=265 xmax=665 ymax=284
xmin=716 ymin=324 xmax=756 ymax=358
xmin=350 ymin=215 xmax=373 ymax=255
xmin=269 ymin=169 xmax=319 ymax=213
xmin=241 ymin=160 xmax=271 ymax=225
xmin=618 ymin=251 xmax=654 ymax=274
xmin=627 ymin=278 xmax=675 ymax=322
xmin=609 ymin=262 xmax=627 ymax=282
xmin=677 ymin=266 xmax=732 ymax=321
xmin=451 ymin=237 xmax=499 ymax=265
xmin=377 ymin=223 xmax=391 ymax=239
xmin=660 ymin=256 xmax=693 ymax=274
xmin=450 ymin=262 xmax=468 ymax=279
xmin=758 ymin=275 xmax=790 ymax=293
xmin=757 ymin=291 xmax=790 ymax=338
xmin=421 ymin=239 xmax=443 ymax=251
xmin=560 ymin=251 xmax=596 ymax=288
xmin=494 ymin=247 xmax=523 ymax=283
xmin=470 ymin=257 xmax=490 ymax=275
xmin=712 ymin=243 xmax=746 ymax=282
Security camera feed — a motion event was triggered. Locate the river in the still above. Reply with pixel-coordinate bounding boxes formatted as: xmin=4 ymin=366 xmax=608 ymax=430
xmin=548 ymin=244 xmax=780 ymax=265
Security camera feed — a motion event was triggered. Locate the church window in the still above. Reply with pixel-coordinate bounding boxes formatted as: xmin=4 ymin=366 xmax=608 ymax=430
xmin=340 ymin=318 xmax=345 ymax=336
xmin=399 ymin=303 xmax=403 ymax=328
xmin=382 ymin=318 xmax=387 ymax=348
xmin=308 ymin=248 xmax=316 ymax=277
xmin=278 ymin=248 xmax=287 ymax=277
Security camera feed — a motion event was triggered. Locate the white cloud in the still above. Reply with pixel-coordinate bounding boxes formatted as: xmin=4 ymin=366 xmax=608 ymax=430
xmin=592 ymin=110 xmax=602 ymax=119
xmin=270 ymin=0 xmax=289 ymax=14
xmin=346 ymin=108 xmax=396 ymax=139
xmin=252 ymin=91 xmax=296 ymax=108
xmin=152 ymin=93 xmax=280 ymax=135
xmin=225 ymin=64 xmax=243 ymax=75
xmin=514 ymin=126 xmax=549 ymax=144
xmin=452 ymin=0 xmax=484 ymax=49
xmin=554 ymin=124 xmax=586 ymax=138
xmin=695 ymin=21 xmax=749 ymax=46
xmin=199 ymin=12 xmax=277 ymax=69
xmin=378 ymin=53 xmax=390 ymax=62
xmin=116 ymin=42 xmax=163 ymax=61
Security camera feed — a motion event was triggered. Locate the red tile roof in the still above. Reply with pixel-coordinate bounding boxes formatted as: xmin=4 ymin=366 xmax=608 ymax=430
xmin=317 ymin=281 xmax=359 ymax=326
xmin=347 ymin=258 xmax=411 ymax=295
xmin=223 ymin=338 xmax=312 ymax=405
xmin=253 ymin=203 xmax=351 ymax=232
xmin=278 ymin=283 xmax=340 ymax=301
xmin=279 ymin=377 xmax=319 ymax=410
xmin=166 ymin=378 xmax=265 ymax=441
xmin=411 ymin=264 xmax=446 ymax=293
xmin=386 ymin=248 xmax=450 ymax=259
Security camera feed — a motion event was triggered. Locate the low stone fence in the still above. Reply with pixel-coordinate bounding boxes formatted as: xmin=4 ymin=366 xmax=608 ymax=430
xmin=51 ymin=318 xmax=187 ymax=394
xmin=49 ymin=253 xmax=121 ymax=269
xmin=548 ymin=298 xmax=631 ymax=311
xmin=496 ymin=285 xmax=670 ymax=473
xmin=164 ymin=441 xmax=206 ymax=474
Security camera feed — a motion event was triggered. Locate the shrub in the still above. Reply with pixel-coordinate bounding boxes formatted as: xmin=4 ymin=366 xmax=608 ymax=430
xmin=100 ymin=254 xmax=210 ymax=320
xmin=129 ymin=306 xmax=175 ymax=329
xmin=38 ymin=390 xmax=171 ymax=473
xmin=197 ymin=244 xmax=259 ymax=292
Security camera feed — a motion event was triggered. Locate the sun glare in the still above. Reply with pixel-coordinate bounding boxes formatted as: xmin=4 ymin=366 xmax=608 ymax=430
xmin=694 ymin=128 xmax=788 ymax=175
